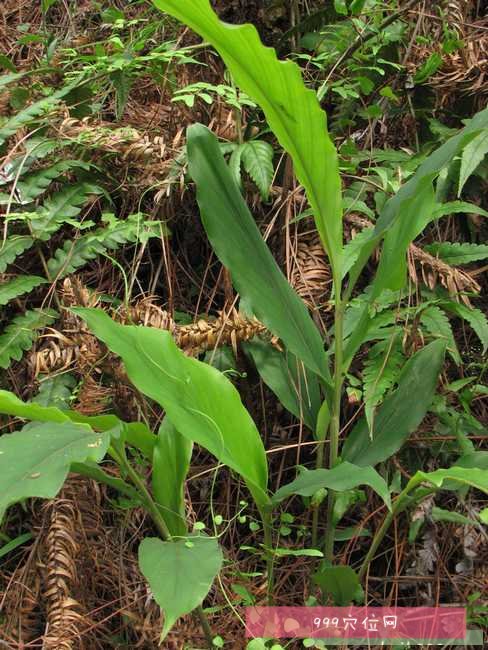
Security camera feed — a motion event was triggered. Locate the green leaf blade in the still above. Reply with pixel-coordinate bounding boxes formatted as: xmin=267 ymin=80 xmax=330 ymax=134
xmin=272 ymin=461 xmax=392 ymax=511
xmin=152 ymin=0 xmax=343 ymax=274
xmin=187 ymin=124 xmax=330 ymax=383
xmin=0 ymin=422 xmax=110 ymax=521
xmin=343 ymin=340 xmax=446 ymax=466
xmin=74 ymin=308 xmax=270 ymax=508
xmin=139 ymin=535 xmax=223 ymax=640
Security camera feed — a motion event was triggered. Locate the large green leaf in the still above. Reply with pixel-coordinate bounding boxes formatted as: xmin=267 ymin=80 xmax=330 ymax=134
xmin=139 ymin=535 xmax=223 ymax=641
xmin=342 ymin=340 xmax=446 ymax=466
xmin=373 ymin=181 xmax=436 ymax=295
xmin=153 ymin=0 xmax=343 ymax=274
xmin=243 ymin=338 xmax=321 ymax=431
xmin=347 ymin=106 xmax=488 ymax=293
xmin=0 ymin=421 xmax=110 ymax=521
xmin=187 ymin=125 xmax=329 ymax=383
xmin=74 ymin=308 xmax=270 ymax=509
xmin=153 ymin=418 xmax=193 ymax=537
xmin=407 ymin=466 xmax=488 ymax=494
xmin=272 ymin=461 xmax=391 ymax=510
xmin=0 ymin=389 xmax=155 ymax=458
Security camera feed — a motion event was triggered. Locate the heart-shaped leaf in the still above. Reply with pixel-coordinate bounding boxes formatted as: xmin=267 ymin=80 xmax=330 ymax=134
xmin=139 ymin=535 xmax=223 ymax=640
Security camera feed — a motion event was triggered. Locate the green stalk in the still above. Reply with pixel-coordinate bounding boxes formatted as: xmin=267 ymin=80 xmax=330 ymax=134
xmin=323 ymin=273 xmax=345 ymax=562
xmin=260 ymin=505 xmax=275 ymax=605
xmin=111 ymin=444 xmax=215 ymax=649
xmin=358 ymin=484 xmax=436 ymax=581
xmin=311 ymin=439 xmax=325 ymax=548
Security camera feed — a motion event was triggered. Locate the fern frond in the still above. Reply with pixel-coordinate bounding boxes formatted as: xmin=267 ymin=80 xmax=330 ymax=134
xmin=240 ymin=140 xmax=274 ymax=200
xmin=16 ymin=161 xmax=91 ymax=204
xmin=30 ymin=182 xmax=103 ymax=240
xmin=363 ymin=337 xmax=405 ymax=430
xmin=0 ymin=308 xmax=57 ymax=369
xmin=424 ymin=242 xmax=488 ymax=265
xmin=229 ymin=144 xmax=245 ymax=189
xmin=420 ymin=304 xmax=461 ymax=364
xmin=0 ymin=236 xmax=34 ymax=272
xmin=47 ymin=213 xmax=163 ymax=279
xmin=0 ymin=89 xmax=67 ymax=147
xmin=441 ymin=300 xmax=488 ymax=354
xmin=0 ymin=275 xmax=47 ymax=306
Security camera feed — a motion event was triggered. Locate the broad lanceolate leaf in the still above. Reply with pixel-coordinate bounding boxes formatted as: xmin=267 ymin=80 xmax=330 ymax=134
xmin=139 ymin=535 xmax=223 ymax=641
xmin=373 ymin=181 xmax=436 ymax=296
xmin=458 ymin=129 xmax=488 ymax=196
xmin=187 ymin=125 xmax=330 ymax=383
xmin=153 ymin=418 xmax=192 ymax=537
xmin=74 ymin=308 xmax=270 ymax=509
xmin=153 ymin=0 xmax=343 ymax=274
xmin=0 ymin=275 xmax=47 ymax=306
xmin=244 ymin=337 xmax=321 ymax=432
xmin=272 ymin=461 xmax=392 ymax=511
xmin=0 ymin=308 xmax=57 ymax=369
xmin=424 ymin=241 xmax=488 ymax=265
xmin=407 ymin=466 xmax=488 ymax=495
xmin=347 ymin=106 xmax=488 ymax=293
xmin=0 ymin=421 xmax=110 ymax=521
xmin=0 ymin=389 xmax=155 ymax=458
xmin=342 ymin=340 xmax=446 ymax=466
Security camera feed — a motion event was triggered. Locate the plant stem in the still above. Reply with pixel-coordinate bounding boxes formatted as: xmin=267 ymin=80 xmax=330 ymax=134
xmin=261 ymin=506 xmax=275 ymax=604
xmin=358 ymin=484 xmax=435 ymax=581
xmin=323 ymin=275 xmax=345 ymax=562
xmin=112 ymin=445 xmax=214 ymax=648
xmin=311 ymin=439 xmax=325 ymax=548
xmin=112 ymin=444 xmax=172 ymax=541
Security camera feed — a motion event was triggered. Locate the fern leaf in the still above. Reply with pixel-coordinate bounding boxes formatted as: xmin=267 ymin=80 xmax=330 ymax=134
xmin=0 ymin=236 xmax=34 ymax=272
xmin=229 ymin=144 xmax=245 ymax=189
xmin=441 ymin=300 xmax=488 ymax=354
xmin=342 ymin=226 xmax=375 ymax=279
xmin=31 ymin=182 xmax=103 ymax=240
xmin=16 ymin=160 xmax=91 ymax=204
xmin=424 ymin=242 xmax=488 ymax=265
xmin=0 ymin=89 xmax=68 ymax=147
xmin=0 ymin=276 xmax=47 ymax=306
xmin=47 ymin=213 xmax=162 ymax=279
xmin=0 ymin=308 xmax=57 ymax=369
xmin=420 ymin=304 xmax=461 ymax=364
xmin=240 ymin=140 xmax=274 ymax=200
xmin=363 ymin=337 xmax=405 ymax=430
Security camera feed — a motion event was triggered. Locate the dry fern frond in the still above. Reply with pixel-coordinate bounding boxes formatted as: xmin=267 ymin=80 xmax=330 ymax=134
xmin=40 ymin=493 xmax=85 ymax=650
xmin=31 ymin=289 xmax=274 ymax=378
